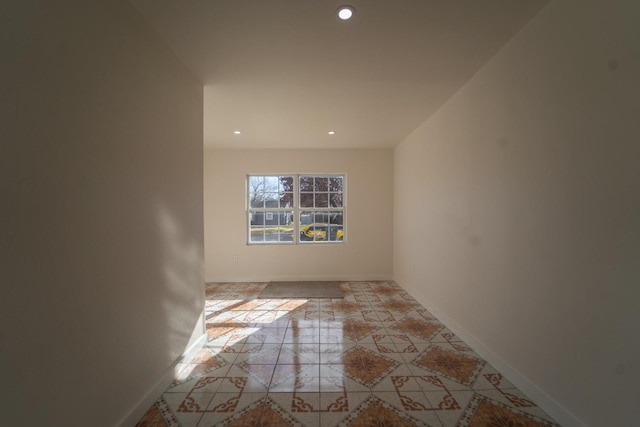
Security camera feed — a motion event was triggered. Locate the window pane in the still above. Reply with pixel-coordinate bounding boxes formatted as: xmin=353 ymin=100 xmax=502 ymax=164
xmin=328 ymin=225 xmax=344 ymax=241
xmin=264 ymin=210 xmax=277 ymax=226
xmin=278 ymin=233 xmax=293 ymax=242
xmin=279 ymin=177 xmax=294 ymax=192
xmin=250 ymin=226 xmax=265 ymax=242
xmin=300 ymin=211 xmax=313 ymax=225
xmin=300 ymin=193 xmax=313 ymax=208
xmin=314 ymin=193 xmax=328 ymax=208
xmin=314 ymin=223 xmax=328 ymax=241
xmin=250 ymin=198 xmax=264 ymax=208
xmin=250 ymin=212 xmax=265 ymax=242
xmin=265 ymin=193 xmax=279 ymax=208
xmin=329 ymin=177 xmax=343 ymax=192
xmin=314 ymin=177 xmax=328 ymax=192
xmin=264 ymin=176 xmax=279 ymax=192
xmin=249 ymin=176 xmax=263 ymax=191
xmin=280 ymin=210 xmax=293 ymax=226
xmin=299 ymin=211 xmax=316 ymax=241
xmin=249 ymin=212 xmax=264 ymax=242
xmin=279 ymin=192 xmax=293 ymax=208
xmin=300 ymin=176 xmax=313 ymax=192
xmin=329 ymin=193 xmax=343 ymax=207
xmin=278 ymin=211 xmax=294 ymax=242
xmin=278 ymin=212 xmax=293 ymax=243
xmin=329 ymin=212 xmax=343 ymax=225
xmin=251 ymin=212 xmax=265 ymax=226
xmin=314 ymin=211 xmax=328 ymax=223
xmin=249 ymin=176 xmax=265 ymax=208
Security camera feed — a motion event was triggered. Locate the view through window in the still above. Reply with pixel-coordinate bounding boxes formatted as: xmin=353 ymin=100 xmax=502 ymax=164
xmin=248 ymin=175 xmax=345 ymax=244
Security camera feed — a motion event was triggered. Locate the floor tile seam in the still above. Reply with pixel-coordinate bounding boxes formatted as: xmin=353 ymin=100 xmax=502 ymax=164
xmin=431 ymin=390 xmax=475 ymax=427
xmin=199 ymin=284 xmax=559 ymax=426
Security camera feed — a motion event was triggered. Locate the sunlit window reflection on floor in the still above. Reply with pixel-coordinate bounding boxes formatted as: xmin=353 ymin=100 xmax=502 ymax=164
xmin=142 ymin=281 xmax=561 ymax=427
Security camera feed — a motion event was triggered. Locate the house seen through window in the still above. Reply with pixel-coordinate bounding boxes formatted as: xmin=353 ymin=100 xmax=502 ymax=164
xmin=248 ymin=175 xmax=345 ymax=244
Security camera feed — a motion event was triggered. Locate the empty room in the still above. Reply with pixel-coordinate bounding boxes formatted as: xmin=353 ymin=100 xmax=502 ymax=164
xmin=2 ymin=1 xmax=638 ymax=426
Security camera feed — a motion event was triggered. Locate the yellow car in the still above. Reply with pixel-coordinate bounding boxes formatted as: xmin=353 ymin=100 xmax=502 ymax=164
xmin=299 ymin=224 xmax=344 ymax=241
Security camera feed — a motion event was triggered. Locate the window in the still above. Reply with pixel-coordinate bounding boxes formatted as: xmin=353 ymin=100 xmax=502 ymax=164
xmin=248 ymin=174 xmax=345 ymax=244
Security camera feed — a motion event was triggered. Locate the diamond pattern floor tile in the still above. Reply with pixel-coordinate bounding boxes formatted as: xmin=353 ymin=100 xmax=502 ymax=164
xmin=136 ymin=281 xmax=560 ymax=427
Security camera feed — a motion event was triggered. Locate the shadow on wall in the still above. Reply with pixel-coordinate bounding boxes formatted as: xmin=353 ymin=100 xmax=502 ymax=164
xmin=120 ymin=202 xmax=206 ymax=426
xmin=156 ymin=202 xmax=205 ymax=359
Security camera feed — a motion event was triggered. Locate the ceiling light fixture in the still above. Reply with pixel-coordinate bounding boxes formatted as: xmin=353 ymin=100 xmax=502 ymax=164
xmin=328 ymin=131 xmax=336 ymax=135
xmin=233 ymin=130 xmax=241 ymax=135
xmin=337 ymin=6 xmax=354 ymax=21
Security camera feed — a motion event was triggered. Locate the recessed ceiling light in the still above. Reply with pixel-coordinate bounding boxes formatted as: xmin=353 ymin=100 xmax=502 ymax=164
xmin=233 ymin=130 xmax=241 ymax=135
xmin=337 ymin=6 xmax=354 ymax=20
xmin=328 ymin=131 xmax=336 ymax=135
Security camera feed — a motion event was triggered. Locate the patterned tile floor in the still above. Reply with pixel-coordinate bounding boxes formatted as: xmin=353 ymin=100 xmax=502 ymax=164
xmin=137 ymin=281 xmax=560 ymax=426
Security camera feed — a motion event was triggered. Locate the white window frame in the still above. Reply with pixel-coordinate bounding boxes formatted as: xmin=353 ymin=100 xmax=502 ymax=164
xmin=247 ymin=174 xmax=346 ymax=245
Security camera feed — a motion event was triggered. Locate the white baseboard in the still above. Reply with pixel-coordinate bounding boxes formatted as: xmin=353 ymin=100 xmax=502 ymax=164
xmin=394 ymin=278 xmax=584 ymax=427
xmin=117 ymin=332 xmax=208 ymax=427
xmin=205 ymin=274 xmax=393 ymax=283
xmin=181 ymin=331 xmax=209 ymax=362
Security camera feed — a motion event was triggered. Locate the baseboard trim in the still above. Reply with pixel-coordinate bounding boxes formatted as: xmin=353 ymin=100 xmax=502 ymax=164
xmin=181 ymin=331 xmax=209 ymax=362
xmin=394 ymin=278 xmax=584 ymax=427
xmin=117 ymin=332 xmax=208 ymax=427
xmin=205 ymin=275 xmax=393 ymax=283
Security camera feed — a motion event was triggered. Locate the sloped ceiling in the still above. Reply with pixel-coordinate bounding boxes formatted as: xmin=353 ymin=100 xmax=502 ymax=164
xmin=131 ymin=0 xmax=549 ymax=149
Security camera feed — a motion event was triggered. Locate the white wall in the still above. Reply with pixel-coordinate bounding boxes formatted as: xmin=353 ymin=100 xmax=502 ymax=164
xmin=0 ymin=2 xmax=204 ymax=426
xmin=204 ymin=149 xmax=393 ymax=281
xmin=393 ymin=1 xmax=640 ymax=426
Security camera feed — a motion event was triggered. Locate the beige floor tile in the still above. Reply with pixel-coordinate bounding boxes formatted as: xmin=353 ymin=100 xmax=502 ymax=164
xmin=138 ymin=281 xmax=560 ymax=427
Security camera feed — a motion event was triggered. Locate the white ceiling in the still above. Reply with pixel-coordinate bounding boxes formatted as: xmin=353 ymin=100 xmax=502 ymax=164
xmin=131 ymin=0 xmax=549 ymax=149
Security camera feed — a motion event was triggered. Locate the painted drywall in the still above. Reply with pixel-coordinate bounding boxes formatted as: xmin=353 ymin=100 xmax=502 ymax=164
xmin=204 ymin=149 xmax=393 ymax=281
xmin=393 ymin=0 xmax=640 ymax=425
xmin=0 ymin=2 xmax=204 ymax=426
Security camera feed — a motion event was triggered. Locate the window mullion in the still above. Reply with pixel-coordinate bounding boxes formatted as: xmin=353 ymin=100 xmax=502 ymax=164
xmin=294 ymin=175 xmax=299 ymax=244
